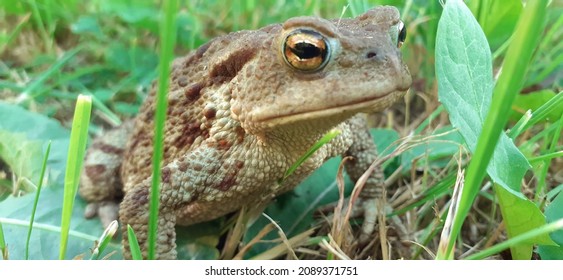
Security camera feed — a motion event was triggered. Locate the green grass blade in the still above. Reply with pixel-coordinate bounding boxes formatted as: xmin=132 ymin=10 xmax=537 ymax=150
xmin=465 ymin=218 xmax=563 ymax=260
xmin=442 ymin=0 xmax=548 ymax=258
xmin=148 ymin=0 xmax=178 ymax=260
xmin=0 ymin=14 xmax=30 ymax=55
xmin=414 ymin=105 xmax=444 ymax=134
xmin=534 ymin=114 xmax=563 ymax=201
xmin=90 ymin=94 xmax=122 ymax=126
xmin=280 ymin=129 xmax=341 ymax=183
xmin=59 ymin=95 xmax=92 ymax=260
xmin=18 ymin=48 xmax=81 ymax=102
xmin=526 ymin=91 xmax=563 ymax=129
xmin=25 ymin=141 xmax=51 ymax=260
xmin=127 ymin=225 xmax=142 ymax=260
xmin=529 ymin=151 xmax=563 ymax=164
xmin=0 ymin=221 xmax=5 ymax=260
xmin=392 ymin=172 xmax=456 ymax=216
xmin=90 ymin=220 xmax=118 ymax=260
xmin=508 ymin=110 xmax=532 ymax=140
xmin=29 ymin=0 xmax=53 ymax=54
xmin=509 ymin=90 xmax=563 ymax=139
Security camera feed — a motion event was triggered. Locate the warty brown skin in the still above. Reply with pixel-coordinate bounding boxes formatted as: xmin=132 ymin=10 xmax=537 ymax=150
xmin=79 ymin=6 xmax=412 ymax=259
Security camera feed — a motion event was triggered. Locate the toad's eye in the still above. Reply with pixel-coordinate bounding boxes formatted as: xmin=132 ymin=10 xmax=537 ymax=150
xmin=282 ymin=29 xmax=330 ymax=72
xmin=397 ymin=21 xmax=406 ymax=48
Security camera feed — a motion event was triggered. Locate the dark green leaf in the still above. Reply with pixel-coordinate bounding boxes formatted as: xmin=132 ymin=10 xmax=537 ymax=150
xmin=495 ymin=185 xmax=555 ymax=245
xmin=0 ymin=187 xmax=121 ymax=260
xmin=0 ymin=131 xmax=43 ymax=188
xmin=0 ymin=102 xmax=69 ymax=141
xmin=538 ymin=191 xmax=563 ymax=259
xmin=436 ymin=1 xmax=529 ymax=195
xmin=0 ymin=102 xmax=70 ymax=185
xmin=71 ymin=16 xmax=103 ymax=38
xmin=436 ymin=0 xmax=542 ymax=259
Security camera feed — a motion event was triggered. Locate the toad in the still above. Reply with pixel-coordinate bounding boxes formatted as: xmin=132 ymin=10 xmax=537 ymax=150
xmin=80 ymin=6 xmax=411 ymax=259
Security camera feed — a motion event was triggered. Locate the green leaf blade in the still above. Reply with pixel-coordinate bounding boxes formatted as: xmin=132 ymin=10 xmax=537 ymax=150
xmin=59 ymin=94 xmax=92 ymax=260
xmin=435 ymin=0 xmax=546 ymax=259
xmin=538 ymin=191 xmax=563 ymax=259
xmin=127 ymin=225 xmax=142 ymax=260
xmin=436 ymin=0 xmax=531 ymax=193
xmin=148 ymin=0 xmax=178 ymax=260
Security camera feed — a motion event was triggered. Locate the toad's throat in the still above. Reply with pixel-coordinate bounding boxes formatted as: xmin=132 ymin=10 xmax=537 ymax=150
xmin=256 ymin=90 xmax=406 ymax=127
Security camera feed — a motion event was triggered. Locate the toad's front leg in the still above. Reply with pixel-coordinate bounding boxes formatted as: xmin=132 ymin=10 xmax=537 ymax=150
xmin=119 ymin=147 xmax=223 ymax=260
xmin=119 ymin=178 xmax=179 ymax=260
xmin=343 ymin=115 xmax=387 ymax=242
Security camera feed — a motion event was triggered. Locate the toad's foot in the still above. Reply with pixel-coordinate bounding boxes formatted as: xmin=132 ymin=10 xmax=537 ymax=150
xmin=321 ymin=196 xmax=408 ymax=244
xmin=84 ymin=201 xmax=120 ymax=229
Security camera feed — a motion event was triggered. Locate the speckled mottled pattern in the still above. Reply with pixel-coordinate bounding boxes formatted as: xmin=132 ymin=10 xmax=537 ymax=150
xmin=79 ymin=6 xmax=411 ymax=259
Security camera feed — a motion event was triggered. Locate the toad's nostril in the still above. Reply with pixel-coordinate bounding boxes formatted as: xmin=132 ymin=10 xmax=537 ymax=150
xmin=366 ymin=52 xmax=377 ymax=59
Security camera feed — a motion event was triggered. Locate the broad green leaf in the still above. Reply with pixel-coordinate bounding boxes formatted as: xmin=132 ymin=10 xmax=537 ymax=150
xmin=537 ymin=244 xmax=563 ymax=260
xmin=0 ymin=102 xmax=69 ymax=141
xmin=538 ymin=191 xmax=563 ymax=259
xmin=369 ymin=128 xmax=399 ymax=157
xmin=436 ymin=1 xmax=529 ymax=195
xmin=436 ymin=0 xmax=544 ymax=259
xmin=0 ymin=101 xmax=116 ymax=259
xmin=495 ymin=185 xmax=556 ymax=259
xmin=0 ymin=102 xmax=70 ymax=187
xmin=0 ymin=131 xmax=43 ymax=189
xmin=0 ymin=187 xmax=121 ymax=259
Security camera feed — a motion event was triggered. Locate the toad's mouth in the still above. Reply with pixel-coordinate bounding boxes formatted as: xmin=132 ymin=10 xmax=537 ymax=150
xmin=254 ymin=89 xmax=407 ymax=128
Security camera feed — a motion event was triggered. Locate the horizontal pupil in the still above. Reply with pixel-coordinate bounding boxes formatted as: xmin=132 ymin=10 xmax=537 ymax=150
xmin=399 ymin=27 xmax=406 ymax=42
xmin=290 ymin=42 xmax=321 ymax=59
